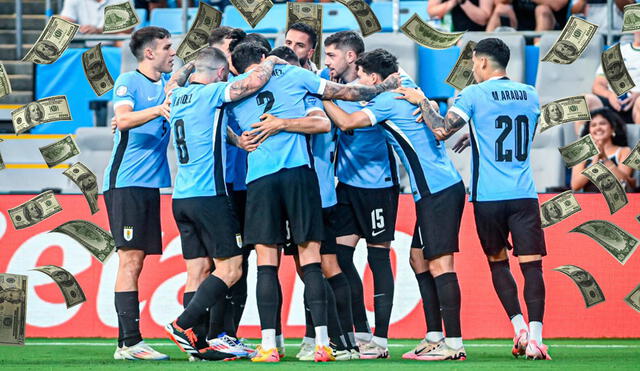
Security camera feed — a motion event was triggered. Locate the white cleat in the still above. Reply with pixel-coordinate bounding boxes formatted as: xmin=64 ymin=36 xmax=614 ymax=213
xmin=359 ymin=341 xmax=390 ymax=359
xmin=296 ymin=341 xmax=315 ymax=361
xmin=116 ymin=341 xmax=170 ymax=361
xmin=350 ymin=348 xmax=361 ymax=359
xmin=333 ymin=348 xmax=352 ymax=361
xmin=414 ymin=341 xmax=466 ymax=361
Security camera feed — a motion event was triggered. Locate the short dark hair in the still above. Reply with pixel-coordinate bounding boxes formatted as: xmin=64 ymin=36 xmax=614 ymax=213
xmin=232 ymin=42 xmax=268 ymax=74
xmin=324 ymin=31 xmax=364 ymax=55
xmin=194 ymin=47 xmax=229 ymax=72
xmin=355 ymin=49 xmax=398 ymax=80
xmin=130 ymin=26 xmax=171 ymax=61
xmin=580 ymin=107 xmax=628 ymax=147
xmin=287 ymin=22 xmax=317 ymax=49
xmin=209 ymin=26 xmax=242 ymax=46
xmin=474 ymin=38 xmax=510 ymax=69
xmin=270 ymin=46 xmax=300 ymax=66
xmin=230 ymin=33 xmax=272 ymax=54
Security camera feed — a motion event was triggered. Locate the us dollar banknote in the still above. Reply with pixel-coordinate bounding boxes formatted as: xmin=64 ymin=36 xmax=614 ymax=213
xmin=559 ymin=134 xmax=599 ymax=167
xmin=0 ymin=62 xmax=12 ymax=99
xmin=8 ymin=190 xmax=62 ymax=230
xmin=230 ymin=0 xmax=274 ymax=28
xmin=601 ymin=43 xmax=636 ymax=96
xmin=401 ymin=14 xmax=464 ymax=49
xmin=335 ymin=0 xmax=381 ymax=37
xmin=63 ymin=162 xmax=99 ymax=214
xmin=23 ymin=16 xmax=78 ymax=64
xmin=0 ymin=138 xmax=5 ymax=171
xmin=541 ymin=16 xmax=598 ymax=64
xmin=540 ymin=190 xmax=581 ymax=228
xmin=0 ymin=274 xmax=27 ymax=345
xmin=11 ymin=95 xmax=72 ymax=135
xmin=624 ymin=283 xmax=640 ymax=313
xmin=177 ymin=3 xmax=222 ymax=62
xmin=103 ymin=1 xmax=140 ymax=33
xmin=553 ymin=265 xmax=605 ymax=308
xmin=622 ymin=141 xmax=640 ymax=170
xmin=581 ymin=162 xmax=628 ymax=214
xmin=39 ymin=135 xmax=81 ymax=168
xmin=445 ymin=41 xmax=476 ymax=91
xmin=622 ymin=3 xmax=640 ymax=32
xmin=51 ymin=220 xmax=115 ymax=263
xmin=287 ymin=2 xmax=323 ymax=67
xmin=570 ymin=220 xmax=639 ymax=265
xmin=539 ymin=95 xmax=591 ymax=132
xmin=82 ymin=44 xmax=114 ymax=96
xmin=32 ymin=265 xmax=86 ymax=308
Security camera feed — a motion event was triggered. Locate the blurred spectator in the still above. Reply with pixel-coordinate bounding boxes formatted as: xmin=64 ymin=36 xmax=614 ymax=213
xmin=428 ymin=0 xmax=494 ymax=31
xmin=571 ymin=0 xmax=634 ymax=34
xmin=571 ymin=108 xmax=635 ymax=191
xmin=59 ymin=0 xmax=126 ymax=34
xmin=486 ymin=0 xmax=570 ymax=32
xmin=134 ymin=1 xmax=165 ymax=16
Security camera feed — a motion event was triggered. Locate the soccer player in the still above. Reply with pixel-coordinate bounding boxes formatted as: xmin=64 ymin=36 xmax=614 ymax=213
xmin=397 ymin=38 xmax=550 ymax=360
xmin=106 ymin=26 xmax=174 ymax=361
xmin=323 ymin=31 xmax=398 ymax=358
xmin=163 ymin=47 xmax=287 ymax=360
xmin=285 ymin=22 xmax=318 ymax=72
xmin=323 ymin=49 xmax=467 ymax=361
xmin=225 ymin=42 xmax=399 ymax=363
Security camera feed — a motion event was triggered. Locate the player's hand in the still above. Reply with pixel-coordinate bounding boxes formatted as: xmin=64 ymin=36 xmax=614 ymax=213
xmin=238 ymin=132 xmax=259 ymax=152
xmin=452 ymin=133 xmax=470 ymax=153
xmin=432 ymin=128 xmax=448 ymax=141
xmin=394 ymin=86 xmax=427 ymax=105
xmin=247 ymin=113 xmax=285 ymax=144
xmin=607 ymin=92 xmax=622 ymax=111
xmin=111 ymin=116 xmax=118 ymax=134
xmin=266 ymin=55 xmax=288 ymax=65
xmin=412 ymin=107 xmax=424 ymax=123
xmin=159 ymin=91 xmax=172 ymax=120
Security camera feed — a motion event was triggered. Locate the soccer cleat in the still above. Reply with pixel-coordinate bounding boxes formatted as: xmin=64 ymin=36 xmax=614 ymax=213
xmin=196 ymin=346 xmax=238 ymax=361
xmin=314 ymin=344 xmax=336 ymax=362
xmin=296 ymin=341 xmax=315 ymax=361
xmin=164 ymin=321 xmax=199 ymax=355
xmin=350 ymin=348 xmax=361 ymax=359
xmin=251 ymin=345 xmax=280 ymax=362
xmin=237 ymin=338 xmax=255 ymax=355
xmin=116 ymin=341 xmax=170 ymax=361
xmin=525 ymin=340 xmax=552 ymax=360
xmin=206 ymin=334 xmax=250 ymax=358
xmin=402 ymin=339 xmax=443 ymax=360
xmin=277 ymin=345 xmax=286 ymax=359
xmin=359 ymin=341 xmax=390 ymax=359
xmin=331 ymin=344 xmax=352 ymax=361
xmin=415 ymin=341 xmax=466 ymax=361
xmin=512 ymin=329 xmax=529 ymax=358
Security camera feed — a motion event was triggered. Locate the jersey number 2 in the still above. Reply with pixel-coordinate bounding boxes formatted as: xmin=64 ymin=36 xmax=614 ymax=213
xmin=174 ymin=119 xmax=189 ymax=164
xmin=256 ymin=91 xmax=275 ymax=114
xmin=495 ymin=115 xmax=529 ymax=162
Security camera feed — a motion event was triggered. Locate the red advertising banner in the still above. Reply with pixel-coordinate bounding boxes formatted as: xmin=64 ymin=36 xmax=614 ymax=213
xmin=0 ymin=194 xmax=638 ymax=339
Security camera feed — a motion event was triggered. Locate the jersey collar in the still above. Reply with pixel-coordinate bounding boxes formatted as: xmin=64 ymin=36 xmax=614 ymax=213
xmin=136 ymin=69 xmax=161 ymax=83
xmin=488 ymin=75 xmax=509 ymax=81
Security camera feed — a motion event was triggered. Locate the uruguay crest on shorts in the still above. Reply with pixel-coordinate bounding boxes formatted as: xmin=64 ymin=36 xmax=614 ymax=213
xmin=123 ymin=226 xmax=134 ymax=241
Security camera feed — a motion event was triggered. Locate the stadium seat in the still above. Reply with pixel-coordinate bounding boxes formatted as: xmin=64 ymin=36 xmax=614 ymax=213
xmin=398 ymin=1 xmax=429 ymax=25
xmin=562 ymin=121 xmax=579 ymax=146
xmin=370 ymin=2 xmax=393 ymax=32
xmin=530 ymin=125 xmax=566 ymax=192
xmin=535 ymin=32 xmax=604 ymax=105
xmin=149 ymin=7 xmax=199 ymax=34
xmin=221 ymin=4 xmax=286 ymax=33
xmin=322 ymin=3 xmax=360 ymax=33
xmin=135 ymin=9 xmax=148 ymax=29
xmin=626 ymin=124 xmax=640 ymax=190
xmin=417 ymin=46 xmax=458 ymax=100
xmin=460 ymin=32 xmax=526 ymax=83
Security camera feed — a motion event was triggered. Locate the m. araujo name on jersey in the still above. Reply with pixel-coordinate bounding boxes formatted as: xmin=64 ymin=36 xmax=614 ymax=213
xmin=450 ymin=76 xmax=540 ymax=202
xmin=360 ymin=79 xmax=461 ymax=202
xmin=104 ymin=70 xmax=172 ymax=192
xmin=226 ymin=65 xmax=326 ymax=184
xmin=305 ymin=93 xmax=337 ymax=208
xmin=169 ymin=81 xmax=234 ymax=199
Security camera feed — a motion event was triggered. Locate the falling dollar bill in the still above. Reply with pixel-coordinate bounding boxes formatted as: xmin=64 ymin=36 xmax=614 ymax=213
xmin=63 ymin=162 xmax=99 ymax=214
xmin=286 ymin=2 xmax=323 ymax=68
xmin=0 ymin=62 xmax=12 ymax=99
xmin=570 ymin=220 xmax=639 ymax=265
xmin=622 ymin=141 xmax=640 ymax=170
xmin=539 ymin=96 xmax=591 ymax=132
xmin=39 ymin=135 xmax=81 ymax=168
xmin=541 ymin=16 xmax=598 ymax=64
xmin=176 ymin=3 xmax=222 ymax=62
xmin=11 ymin=95 xmax=72 ymax=135
xmin=103 ymin=1 xmax=140 ymax=33
xmin=8 ymin=190 xmax=62 ymax=230
xmin=335 ymin=0 xmax=381 ymax=37
xmin=540 ymin=190 xmax=581 ymax=228
xmin=622 ymin=3 xmax=640 ymax=33
xmin=51 ymin=220 xmax=115 ymax=263
xmin=445 ymin=41 xmax=476 ymax=90
xmin=624 ymin=283 xmax=640 ymax=313
xmin=32 ymin=265 xmax=86 ymax=308
xmin=601 ymin=43 xmax=636 ymax=97
xmin=230 ymin=0 xmax=274 ymax=28
xmin=559 ymin=134 xmax=599 ymax=167
xmin=0 ymin=273 xmax=27 ymax=345
xmin=553 ymin=265 xmax=605 ymax=308
xmin=23 ymin=16 xmax=78 ymax=64
xmin=82 ymin=44 xmax=114 ymax=97
xmin=581 ymin=162 xmax=628 ymax=214
xmin=401 ymin=14 xmax=464 ymax=50
xmin=0 ymin=139 xmax=5 ymax=171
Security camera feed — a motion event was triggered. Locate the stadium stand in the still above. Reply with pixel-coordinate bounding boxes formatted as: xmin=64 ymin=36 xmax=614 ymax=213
xmin=221 ymin=3 xmax=285 ymax=33
xmin=149 ymin=7 xmax=199 ymax=34
xmin=322 ymin=3 xmax=360 ymax=33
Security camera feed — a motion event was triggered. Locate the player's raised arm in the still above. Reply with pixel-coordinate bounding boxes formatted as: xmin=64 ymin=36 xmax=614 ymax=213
xmin=321 ymin=72 xmax=401 ymax=102
xmin=227 ymin=55 xmax=287 ymax=101
xmin=164 ymin=61 xmax=195 ymax=93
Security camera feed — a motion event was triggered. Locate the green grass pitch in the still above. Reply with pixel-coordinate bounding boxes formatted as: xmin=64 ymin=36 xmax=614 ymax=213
xmin=1 ymin=338 xmax=638 ymax=370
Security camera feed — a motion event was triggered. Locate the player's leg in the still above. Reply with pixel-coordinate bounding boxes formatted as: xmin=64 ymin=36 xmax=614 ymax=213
xmin=114 ymin=248 xmax=145 ymax=350
xmin=184 ymin=258 xmax=213 ymax=350
xmin=253 ymin=244 xmax=282 ymax=362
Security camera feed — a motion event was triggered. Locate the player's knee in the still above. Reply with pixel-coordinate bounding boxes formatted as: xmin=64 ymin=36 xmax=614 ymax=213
xmin=118 ymin=255 xmax=144 ymax=278
xmin=487 ymin=249 xmax=509 ymax=262
xmin=409 ymin=250 xmax=428 ymax=273
xmin=321 ymin=255 xmax=342 ymax=277
xmin=428 ymin=256 xmax=454 ymax=276
xmin=186 ymin=261 xmax=211 ymax=283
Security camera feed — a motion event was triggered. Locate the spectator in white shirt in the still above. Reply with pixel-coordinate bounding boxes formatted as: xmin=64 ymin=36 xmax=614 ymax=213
xmin=59 ymin=0 xmax=125 ymax=34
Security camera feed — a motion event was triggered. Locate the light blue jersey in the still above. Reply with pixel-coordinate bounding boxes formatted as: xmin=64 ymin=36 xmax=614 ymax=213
xmin=450 ymin=77 xmax=540 ymax=202
xmin=168 ymin=81 xmax=232 ymax=199
xmin=225 ymin=112 xmax=248 ymax=191
xmin=305 ymin=94 xmax=337 ymax=208
xmin=104 ymin=70 xmax=171 ymax=191
xmin=227 ymin=65 xmax=326 ymax=183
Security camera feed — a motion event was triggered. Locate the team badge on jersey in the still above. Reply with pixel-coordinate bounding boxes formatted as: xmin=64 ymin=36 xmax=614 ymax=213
xmin=116 ymin=85 xmax=128 ymax=97
xmin=123 ymin=226 xmax=134 ymax=241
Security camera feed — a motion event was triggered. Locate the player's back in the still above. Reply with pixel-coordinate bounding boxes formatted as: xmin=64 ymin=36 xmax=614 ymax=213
xmin=451 ymin=77 xmax=540 ymax=202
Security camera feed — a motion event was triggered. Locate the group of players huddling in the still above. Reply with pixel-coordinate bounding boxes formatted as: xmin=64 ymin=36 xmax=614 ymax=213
xmin=104 ymin=21 xmax=550 ymax=363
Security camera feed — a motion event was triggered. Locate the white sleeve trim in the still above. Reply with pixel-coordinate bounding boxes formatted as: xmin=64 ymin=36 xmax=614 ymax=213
xmin=113 ymin=100 xmax=134 ymax=109
xmin=449 ymin=106 xmax=470 ymax=123
xmin=306 ymin=107 xmax=323 ymax=115
xmin=361 ymin=108 xmax=377 ymax=126
xmin=223 ymin=83 xmax=232 ymax=102
xmin=316 ymin=78 xmax=327 ymax=96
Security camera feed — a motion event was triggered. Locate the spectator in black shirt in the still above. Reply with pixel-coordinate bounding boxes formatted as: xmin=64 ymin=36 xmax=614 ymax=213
xmin=486 ymin=0 xmax=570 ymax=32
xmin=428 ymin=0 xmax=494 ymax=31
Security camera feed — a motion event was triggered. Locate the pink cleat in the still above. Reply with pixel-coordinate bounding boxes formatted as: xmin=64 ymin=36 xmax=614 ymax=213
xmin=525 ymin=340 xmax=552 ymax=360
xmin=512 ymin=329 xmax=529 ymax=358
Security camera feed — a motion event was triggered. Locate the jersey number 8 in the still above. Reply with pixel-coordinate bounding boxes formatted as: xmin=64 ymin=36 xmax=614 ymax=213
xmin=174 ymin=119 xmax=189 ymax=164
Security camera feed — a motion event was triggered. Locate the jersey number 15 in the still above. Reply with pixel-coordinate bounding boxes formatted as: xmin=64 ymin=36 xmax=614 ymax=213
xmin=495 ymin=115 xmax=529 ymax=162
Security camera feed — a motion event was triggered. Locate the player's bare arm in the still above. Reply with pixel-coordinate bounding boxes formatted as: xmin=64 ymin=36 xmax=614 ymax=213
xmin=114 ymin=104 xmax=167 ymax=131
xmin=226 ymin=126 xmax=258 ymax=152
xmin=228 ymin=56 xmax=288 ymax=101
xmin=322 ymin=72 xmax=401 ymax=101
xmin=164 ymin=62 xmax=195 ymax=92
xmin=246 ymin=111 xmax=331 ymax=145
xmin=322 ymin=101 xmax=371 ymax=131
